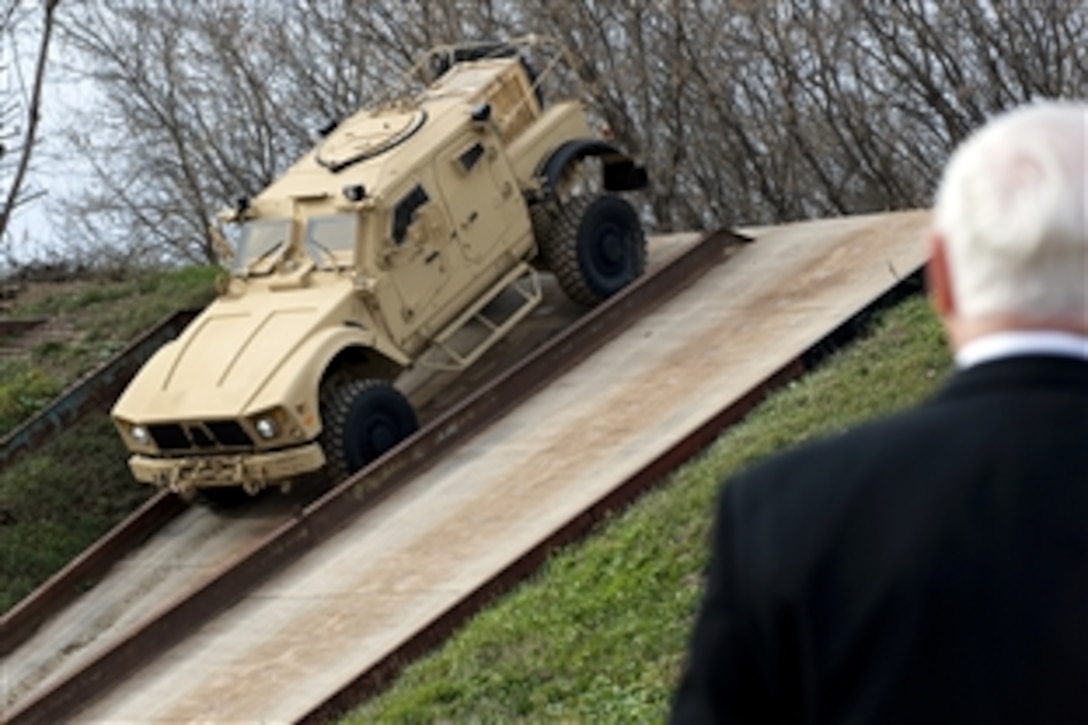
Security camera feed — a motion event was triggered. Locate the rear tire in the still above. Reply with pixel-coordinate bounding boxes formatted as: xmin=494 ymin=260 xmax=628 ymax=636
xmin=533 ymin=193 xmax=646 ymax=306
xmin=318 ymin=377 xmax=418 ymax=485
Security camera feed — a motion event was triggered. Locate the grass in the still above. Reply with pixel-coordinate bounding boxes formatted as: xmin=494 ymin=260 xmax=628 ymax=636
xmin=344 ymin=294 xmax=951 ymax=723
xmin=0 ymin=365 xmax=65 ymax=435
xmin=0 ymin=265 xmax=219 ymax=438
xmin=0 ymin=265 xmax=219 ymax=611
xmin=0 ymin=416 xmax=149 ymax=612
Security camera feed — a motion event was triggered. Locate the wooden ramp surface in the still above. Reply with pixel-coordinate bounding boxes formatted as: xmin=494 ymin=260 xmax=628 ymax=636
xmin=77 ymin=210 xmax=931 ymax=722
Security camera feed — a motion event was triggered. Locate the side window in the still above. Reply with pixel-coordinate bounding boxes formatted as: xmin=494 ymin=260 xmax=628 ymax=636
xmin=458 ymin=142 xmax=485 ymax=173
xmin=392 ymin=184 xmax=430 ymax=245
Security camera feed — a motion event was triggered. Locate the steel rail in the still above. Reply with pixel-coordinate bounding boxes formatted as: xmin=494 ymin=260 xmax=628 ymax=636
xmin=7 ymin=229 xmax=733 ymax=725
xmin=299 ymin=264 xmax=926 ymax=723
xmin=0 ymin=491 xmax=187 ymax=656
xmin=2 ymin=310 xmax=199 ymax=653
xmin=299 ymin=358 xmax=806 ymax=724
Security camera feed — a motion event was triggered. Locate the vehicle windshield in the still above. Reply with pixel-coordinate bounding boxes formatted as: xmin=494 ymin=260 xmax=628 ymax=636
xmin=304 ymin=214 xmax=357 ymax=269
xmin=232 ymin=220 xmax=292 ymax=276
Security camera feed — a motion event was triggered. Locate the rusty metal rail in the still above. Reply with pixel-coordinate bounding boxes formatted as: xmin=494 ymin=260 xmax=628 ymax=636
xmin=300 ymin=264 xmax=927 ymax=723
xmin=1 ymin=310 xmax=199 ymax=655
xmin=0 ymin=491 xmax=187 ymax=657
xmin=299 ymin=357 xmax=807 ymax=723
xmin=0 ymin=309 xmax=199 ymax=474
xmin=7 ymin=230 xmax=734 ymax=724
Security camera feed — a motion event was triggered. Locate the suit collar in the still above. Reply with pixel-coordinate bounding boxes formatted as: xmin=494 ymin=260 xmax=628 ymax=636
xmin=935 ymin=355 xmax=1088 ymax=404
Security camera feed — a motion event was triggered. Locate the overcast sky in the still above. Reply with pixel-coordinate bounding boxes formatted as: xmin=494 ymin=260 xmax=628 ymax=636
xmin=2 ymin=9 xmax=84 ymax=272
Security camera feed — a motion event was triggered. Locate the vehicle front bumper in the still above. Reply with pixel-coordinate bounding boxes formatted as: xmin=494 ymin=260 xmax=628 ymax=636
xmin=129 ymin=443 xmax=326 ymax=496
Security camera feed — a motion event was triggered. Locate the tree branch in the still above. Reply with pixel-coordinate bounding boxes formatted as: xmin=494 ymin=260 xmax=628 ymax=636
xmin=0 ymin=0 xmax=58 ymax=242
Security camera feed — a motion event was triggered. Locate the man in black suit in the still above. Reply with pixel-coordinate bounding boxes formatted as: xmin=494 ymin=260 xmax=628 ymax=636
xmin=672 ymin=101 xmax=1088 ymax=724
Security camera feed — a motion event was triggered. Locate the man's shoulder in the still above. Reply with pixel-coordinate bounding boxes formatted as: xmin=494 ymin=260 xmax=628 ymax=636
xmin=718 ymin=358 xmax=1088 ymax=554
xmin=732 ymin=402 xmax=940 ymax=495
xmin=718 ymin=402 xmax=949 ymax=544
xmin=713 ymin=401 xmax=961 ymax=597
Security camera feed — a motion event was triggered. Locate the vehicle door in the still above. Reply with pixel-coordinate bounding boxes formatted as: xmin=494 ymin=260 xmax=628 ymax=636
xmin=436 ymin=129 xmax=528 ymax=266
xmin=384 ymin=169 xmax=452 ymax=332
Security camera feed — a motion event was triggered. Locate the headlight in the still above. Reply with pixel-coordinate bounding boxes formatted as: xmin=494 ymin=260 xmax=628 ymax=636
xmin=254 ymin=417 xmax=278 ymax=440
xmin=131 ymin=425 xmax=150 ymax=445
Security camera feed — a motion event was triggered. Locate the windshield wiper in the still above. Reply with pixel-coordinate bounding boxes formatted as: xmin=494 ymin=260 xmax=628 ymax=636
xmin=244 ymin=240 xmax=285 ymax=276
xmin=307 ymin=238 xmax=342 ymax=271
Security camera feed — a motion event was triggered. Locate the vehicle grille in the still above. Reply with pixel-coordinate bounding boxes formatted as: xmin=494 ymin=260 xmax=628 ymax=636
xmin=148 ymin=421 xmax=253 ymax=452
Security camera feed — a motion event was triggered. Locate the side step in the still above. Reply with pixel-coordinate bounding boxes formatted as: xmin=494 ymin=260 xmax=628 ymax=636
xmin=418 ymin=262 xmax=543 ymax=372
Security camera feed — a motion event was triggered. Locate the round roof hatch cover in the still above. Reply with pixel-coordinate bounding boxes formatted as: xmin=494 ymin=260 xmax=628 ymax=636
xmin=316 ymin=109 xmax=427 ymax=172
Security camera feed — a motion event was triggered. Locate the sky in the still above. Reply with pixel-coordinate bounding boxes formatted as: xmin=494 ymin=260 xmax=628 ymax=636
xmin=1 ymin=4 xmax=78 ymax=274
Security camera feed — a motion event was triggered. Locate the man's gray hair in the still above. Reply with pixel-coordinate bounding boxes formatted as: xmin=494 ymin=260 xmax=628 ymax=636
xmin=934 ymin=100 xmax=1087 ymax=322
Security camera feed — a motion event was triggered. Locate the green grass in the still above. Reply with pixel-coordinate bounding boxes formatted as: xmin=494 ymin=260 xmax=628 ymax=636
xmin=0 ymin=415 xmax=151 ymax=612
xmin=344 ymin=295 xmax=951 ymax=723
xmin=0 ymin=265 xmax=219 ymax=611
xmin=0 ymin=265 xmax=219 ymax=438
xmin=0 ymin=365 xmax=65 ymax=434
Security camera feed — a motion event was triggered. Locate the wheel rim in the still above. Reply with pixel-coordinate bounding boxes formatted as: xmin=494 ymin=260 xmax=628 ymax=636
xmin=591 ymin=223 xmax=628 ymax=279
xmin=366 ymin=414 xmax=399 ymax=454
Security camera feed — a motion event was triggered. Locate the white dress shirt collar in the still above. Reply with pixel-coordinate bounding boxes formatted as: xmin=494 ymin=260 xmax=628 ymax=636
xmin=955 ymin=330 xmax=1088 ymax=369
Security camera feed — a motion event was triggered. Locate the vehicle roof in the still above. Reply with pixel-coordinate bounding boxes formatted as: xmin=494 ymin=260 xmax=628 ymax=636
xmin=252 ymin=56 xmax=527 ymax=216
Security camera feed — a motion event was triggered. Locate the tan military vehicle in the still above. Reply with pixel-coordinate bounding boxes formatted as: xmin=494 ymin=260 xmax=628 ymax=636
xmin=111 ymin=37 xmax=648 ymax=502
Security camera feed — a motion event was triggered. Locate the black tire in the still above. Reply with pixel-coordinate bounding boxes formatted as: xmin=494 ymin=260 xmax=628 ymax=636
xmin=318 ymin=377 xmax=418 ymax=484
xmin=534 ymin=193 xmax=646 ymax=306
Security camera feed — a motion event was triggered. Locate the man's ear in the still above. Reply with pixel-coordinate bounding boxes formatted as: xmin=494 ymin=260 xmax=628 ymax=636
xmin=926 ymin=233 xmax=956 ymax=318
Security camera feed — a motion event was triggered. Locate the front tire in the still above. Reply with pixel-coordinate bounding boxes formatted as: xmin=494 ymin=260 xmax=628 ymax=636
xmin=534 ymin=193 xmax=646 ymax=306
xmin=318 ymin=377 xmax=418 ymax=484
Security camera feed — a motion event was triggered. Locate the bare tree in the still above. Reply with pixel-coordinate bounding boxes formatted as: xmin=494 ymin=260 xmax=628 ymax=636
xmin=0 ymin=0 xmax=59 ymax=246
xmin=57 ymin=1 xmax=302 ymax=263
xmin=567 ymin=0 xmax=1083 ymax=227
xmin=51 ymin=0 xmax=1088 ymax=264
xmin=56 ymin=0 xmax=528 ymax=263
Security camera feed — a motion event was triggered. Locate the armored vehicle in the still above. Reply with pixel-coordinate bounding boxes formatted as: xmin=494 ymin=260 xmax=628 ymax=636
xmin=111 ymin=37 xmax=648 ymax=500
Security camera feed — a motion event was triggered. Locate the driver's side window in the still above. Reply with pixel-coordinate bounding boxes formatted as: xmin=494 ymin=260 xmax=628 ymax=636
xmin=392 ymin=184 xmax=430 ymax=245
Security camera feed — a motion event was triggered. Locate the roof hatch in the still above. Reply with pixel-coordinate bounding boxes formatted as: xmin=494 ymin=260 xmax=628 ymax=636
xmin=316 ymin=108 xmax=427 ymax=173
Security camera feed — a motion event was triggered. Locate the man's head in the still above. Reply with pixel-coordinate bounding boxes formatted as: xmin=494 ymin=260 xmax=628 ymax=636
xmin=928 ymin=101 xmax=1087 ymax=348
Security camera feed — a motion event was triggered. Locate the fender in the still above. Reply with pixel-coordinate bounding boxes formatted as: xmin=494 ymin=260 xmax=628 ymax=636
xmin=245 ymin=325 xmax=407 ymax=438
xmin=536 ymin=138 xmax=649 ymax=201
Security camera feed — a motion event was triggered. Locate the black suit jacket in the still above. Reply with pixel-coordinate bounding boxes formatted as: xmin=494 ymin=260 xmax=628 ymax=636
xmin=672 ymin=356 xmax=1088 ymax=724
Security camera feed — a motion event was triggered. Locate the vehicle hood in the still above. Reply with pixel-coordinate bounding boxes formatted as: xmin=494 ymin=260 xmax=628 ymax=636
xmin=114 ymin=288 xmax=345 ymax=422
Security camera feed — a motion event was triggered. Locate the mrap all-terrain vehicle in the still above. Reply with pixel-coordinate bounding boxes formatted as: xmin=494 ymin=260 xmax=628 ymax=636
xmin=111 ymin=37 xmax=648 ymax=501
